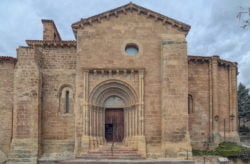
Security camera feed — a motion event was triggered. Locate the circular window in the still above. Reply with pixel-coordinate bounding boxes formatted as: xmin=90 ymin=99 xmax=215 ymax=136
xmin=125 ymin=44 xmax=139 ymax=56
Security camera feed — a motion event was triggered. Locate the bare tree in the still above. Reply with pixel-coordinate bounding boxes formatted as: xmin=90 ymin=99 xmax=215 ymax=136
xmin=237 ymin=7 xmax=250 ymax=29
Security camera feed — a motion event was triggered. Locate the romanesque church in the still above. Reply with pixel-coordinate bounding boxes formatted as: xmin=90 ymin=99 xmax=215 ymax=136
xmin=0 ymin=3 xmax=239 ymax=163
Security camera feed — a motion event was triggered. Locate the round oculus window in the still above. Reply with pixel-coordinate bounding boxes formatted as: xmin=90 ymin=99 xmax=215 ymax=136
xmin=125 ymin=44 xmax=139 ymax=56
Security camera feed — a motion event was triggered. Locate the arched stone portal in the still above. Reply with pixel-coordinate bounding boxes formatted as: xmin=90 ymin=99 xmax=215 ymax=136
xmin=88 ymin=80 xmax=139 ymax=145
xmin=77 ymin=70 xmax=146 ymax=157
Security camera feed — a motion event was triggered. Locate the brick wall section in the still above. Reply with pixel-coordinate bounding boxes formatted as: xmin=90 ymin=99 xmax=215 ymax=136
xmin=0 ymin=60 xmax=15 ymax=155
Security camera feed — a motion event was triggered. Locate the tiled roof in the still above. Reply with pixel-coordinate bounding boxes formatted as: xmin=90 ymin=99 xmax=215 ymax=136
xmin=0 ymin=56 xmax=17 ymax=63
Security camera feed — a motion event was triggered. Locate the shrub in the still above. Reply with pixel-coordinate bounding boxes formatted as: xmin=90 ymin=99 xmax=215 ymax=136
xmin=192 ymin=149 xmax=217 ymax=156
xmin=193 ymin=142 xmax=250 ymax=161
xmin=215 ymin=142 xmax=243 ymax=157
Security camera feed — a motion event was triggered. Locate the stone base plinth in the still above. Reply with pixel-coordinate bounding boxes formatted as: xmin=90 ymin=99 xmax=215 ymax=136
xmin=79 ymin=135 xmax=90 ymax=155
xmin=7 ymin=139 xmax=39 ymax=164
xmin=136 ymin=136 xmax=146 ymax=157
xmin=161 ymin=141 xmax=192 ymax=159
xmin=53 ymin=159 xmax=195 ymax=164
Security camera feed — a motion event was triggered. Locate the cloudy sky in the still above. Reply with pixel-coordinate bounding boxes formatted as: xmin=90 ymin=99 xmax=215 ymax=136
xmin=0 ymin=0 xmax=250 ymax=87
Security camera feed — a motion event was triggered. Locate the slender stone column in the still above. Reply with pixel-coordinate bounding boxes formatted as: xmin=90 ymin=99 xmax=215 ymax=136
xmin=125 ymin=108 xmax=128 ymax=139
xmin=124 ymin=108 xmax=126 ymax=138
xmin=90 ymin=107 xmax=93 ymax=137
xmin=136 ymin=69 xmax=146 ymax=157
xmin=128 ymin=108 xmax=131 ymax=137
xmin=211 ymin=56 xmax=219 ymax=143
xmin=228 ymin=66 xmax=232 ymax=132
xmin=93 ymin=107 xmax=97 ymax=143
xmin=83 ymin=70 xmax=89 ymax=135
xmin=102 ymin=108 xmax=105 ymax=141
xmin=208 ymin=59 xmax=213 ymax=142
xmin=74 ymin=68 xmax=84 ymax=156
xmin=132 ymin=107 xmax=135 ymax=136
xmin=97 ymin=107 xmax=100 ymax=137
xmin=95 ymin=107 xmax=97 ymax=137
xmin=135 ymin=106 xmax=138 ymax=136
xmin=138 ymin=70 xmax=144 ymax=135
xmin=78 ymin=70 xmax=90 ymax=155
xmin=229 ymin=63 xmax=240 ymax=141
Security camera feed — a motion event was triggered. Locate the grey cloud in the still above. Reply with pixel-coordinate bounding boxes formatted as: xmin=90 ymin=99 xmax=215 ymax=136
xmin=0 ymin=0 xmax=250 ymax=87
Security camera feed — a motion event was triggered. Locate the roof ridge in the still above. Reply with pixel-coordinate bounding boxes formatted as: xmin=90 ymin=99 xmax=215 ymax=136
xmin=26 ymin=40 xmax=76 ymax=43
xmin=26 ymin=40 xmax=77 ymax=48
xmin=71 ymin=2 xmax=190 ymax=36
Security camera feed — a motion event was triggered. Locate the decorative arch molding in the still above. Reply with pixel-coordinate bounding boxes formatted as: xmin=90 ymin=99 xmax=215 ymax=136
xmin=77 ymin=69 xmax=145 ymax=155
xmin=89 ymin=79 xmax=138 ymax=108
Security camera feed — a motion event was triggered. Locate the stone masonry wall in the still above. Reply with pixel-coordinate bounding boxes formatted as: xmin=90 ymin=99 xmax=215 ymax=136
xmin=39 ymin=47 xmax=76 ymax=158
xmin=76 ymin=11 xmax=187 ymax=157
xmin=161 ymin=36 xmax=191 ymax=158
xmin=188 ymin=57 xmax=239 ymax=149
xmin=188 ymin=59 xmax=210 ymax=148
xmin=0 ymin=60 xmax=15 ymax=162
xmin=7 ymin=47 xmax=42 ymax=164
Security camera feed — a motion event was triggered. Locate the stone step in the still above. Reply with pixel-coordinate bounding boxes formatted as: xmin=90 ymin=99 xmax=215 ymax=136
xmin=92 ymin=149 xmax=137 ymax=151
xmin=79 ymin=156 xmax=143 ymax=160
xmin=95 ymin=147 xmax=137 ymax=150
xmin=87 ymin=151 xmax=138 ymax=154
xmin=78 ymin=144 xmax=144 ymax=161
xmin=89 ymin=149 xmax=136 ymax=151
xmin=80 ymin=154 xmax=143 ymax=160
xmin=56 ymin=159 xmax=195 ymax=164
xmin=83 ymin=154 xmax=141 ymax=157
xmin=84 ymin=153 xmax=141 ymax=156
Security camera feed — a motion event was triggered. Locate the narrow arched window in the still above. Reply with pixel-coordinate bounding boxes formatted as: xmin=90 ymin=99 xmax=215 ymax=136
xmin=188 ymin=94 xmax=194 ymax=114
xmin=65 ymin=91 xmax=70 ymax=113
xmin=59 ymin=85 xmax=74 ymax=115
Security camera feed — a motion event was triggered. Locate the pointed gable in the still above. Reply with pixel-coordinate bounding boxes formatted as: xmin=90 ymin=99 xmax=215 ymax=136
xmin=71 ymin=2 xmax=190 ymax=37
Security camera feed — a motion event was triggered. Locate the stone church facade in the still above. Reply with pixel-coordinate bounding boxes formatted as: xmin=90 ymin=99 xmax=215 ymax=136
xmin=0 ymin=3 xmax=239 ymax=163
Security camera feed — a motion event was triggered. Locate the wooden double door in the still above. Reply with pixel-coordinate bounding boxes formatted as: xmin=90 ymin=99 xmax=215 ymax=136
xmin=105 ymin=108 xmax=124 ymax=142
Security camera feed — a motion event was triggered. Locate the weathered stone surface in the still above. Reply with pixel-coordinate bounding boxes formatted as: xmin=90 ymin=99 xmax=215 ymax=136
xmin=0 ymin=2 xmax=239 ymax=164
xmin=0 ymin=150 xmax=7 ymax=163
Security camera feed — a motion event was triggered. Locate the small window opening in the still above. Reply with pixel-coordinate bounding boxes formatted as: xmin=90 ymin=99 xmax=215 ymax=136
xmin=188 ymin=95 xmax=193 ymax=114
xmin=54 ymin=33 xmax=57 ymax=40
xmin=125 ymin=44 xmax=139 ymax=56
xmin=65 ymin=91 xmax=70 ymax=113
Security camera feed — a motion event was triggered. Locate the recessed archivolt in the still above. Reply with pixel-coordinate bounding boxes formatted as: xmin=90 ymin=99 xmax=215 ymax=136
xmin=89 ymin=80 xmax=138 ymax=108
xmin=97 ymin=88 xmax=131 ymax=106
